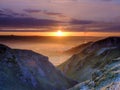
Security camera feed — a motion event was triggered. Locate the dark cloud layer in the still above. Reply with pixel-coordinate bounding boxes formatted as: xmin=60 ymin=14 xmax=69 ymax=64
xmin=0 ymin=16 xmax=60 ymax=28
xmin=0 ymin=30 xmax=51 ymax=32
xmin=0 ymin=8 xmax=27 ymax=17
xmin=0 ymin=8 xmax=61 ymax=28
xmin=70 ymin=19 xmax=95 ymax=25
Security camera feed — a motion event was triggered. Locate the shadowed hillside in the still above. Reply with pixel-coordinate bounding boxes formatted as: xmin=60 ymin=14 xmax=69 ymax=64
xmin=0 ymin=44 xmax=77 ymax=90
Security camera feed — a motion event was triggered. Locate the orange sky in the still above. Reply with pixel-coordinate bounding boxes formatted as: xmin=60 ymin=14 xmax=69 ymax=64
xmin=0 ymin=32 xmax=120 ymax=37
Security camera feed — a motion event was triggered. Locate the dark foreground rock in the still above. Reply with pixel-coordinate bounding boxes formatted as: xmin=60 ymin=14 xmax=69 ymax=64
xmin=0 ymin=44 xmax=77 ymax=90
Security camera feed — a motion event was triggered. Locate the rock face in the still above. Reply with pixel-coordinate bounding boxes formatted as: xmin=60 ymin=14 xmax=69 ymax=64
xmin=68 ymin=57 xmax=120 ymax=90
xmin=59 ymin=37 xmax=120 ymax=83
xmin=0 ymin=44 xmax=77 ymax=90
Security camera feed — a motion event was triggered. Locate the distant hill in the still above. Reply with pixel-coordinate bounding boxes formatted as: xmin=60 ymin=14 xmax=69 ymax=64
xmin=64 ymin=42 xmax=93 ymax=55
xmin=0 ymin=44 xmax=77 ymax=90
xmin=59 ymin=37 xmax=120 ymax=83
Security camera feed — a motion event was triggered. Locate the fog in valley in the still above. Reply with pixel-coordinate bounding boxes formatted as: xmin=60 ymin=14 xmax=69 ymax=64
xmin=0 ymin=36 xmax=103 ymax=66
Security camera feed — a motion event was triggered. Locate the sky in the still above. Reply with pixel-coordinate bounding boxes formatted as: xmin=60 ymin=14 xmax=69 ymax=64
xmin=0 ymin=0 xmax=120 ymax=36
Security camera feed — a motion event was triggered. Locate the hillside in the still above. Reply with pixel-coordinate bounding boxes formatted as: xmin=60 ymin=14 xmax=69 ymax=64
xmin=64 ymin=42 xmax=93 ymax=55
xmin=59 ymin=37 xmax=120 ymax=83
xmin=0 ymin=44 xmax=77 ymax=90
xmin=68 ymin=57 xmax=120 ymax=90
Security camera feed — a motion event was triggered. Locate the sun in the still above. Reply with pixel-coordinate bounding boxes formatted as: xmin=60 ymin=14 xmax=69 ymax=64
xmin=56 ymin=30 xmax=63 ymax=36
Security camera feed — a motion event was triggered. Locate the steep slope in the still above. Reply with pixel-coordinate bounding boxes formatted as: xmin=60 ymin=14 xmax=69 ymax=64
xmin=0 ymin=44 xmax=77 ymax=90
xmin=68 ymin=57 xmax=120 ymax=90
xmin=59 ymin=37 xmax=120 ymax=82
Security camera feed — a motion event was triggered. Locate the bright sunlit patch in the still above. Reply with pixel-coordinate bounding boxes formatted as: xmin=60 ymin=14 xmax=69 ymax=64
xmin=56 ymin=30 xmax=63 ymax=36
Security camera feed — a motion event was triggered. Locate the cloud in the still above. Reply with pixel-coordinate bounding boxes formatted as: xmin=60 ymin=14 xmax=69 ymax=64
xmin=69 ymin=19 xmax=95 ymax=25
xmin=0 ymin=29 xmax=51 ymax=32
xmin=0 ymin=8 xmax=64 ymax=30
xmin=24 ymin=9 xmax=42 ymax=13
xmin=102 ymin=0 xmax=112 ymax=1
xmin=101 ymin=24 xmax=120 ymax=32
xmin=0 ymin=8 xmax=120 ymax=33
xmin=0 ymin=8 xmax=27 ymax=17
xmin=50 ymin=0 xmax=77 ymax=3
xmin=0 ymin=9 xmax=3 ymax=13
xmin=65 ymin=21 xmax=120 ymax=32
xmin=50 ymin=0 xmax=119 ymax=3
xmin=0 ymin=16 xmax=61 ymax=28
xmin=0 ymin=13 xmax=8 ymax=17
xmin=24 ymin=9 xmax=66 ymax=18
xmin=43 ymin=10 xmax=66 ymax=17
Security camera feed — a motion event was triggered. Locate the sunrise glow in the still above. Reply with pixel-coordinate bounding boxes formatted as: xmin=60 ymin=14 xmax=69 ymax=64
xmin=56 ymin=30 xmax=63 ymax=36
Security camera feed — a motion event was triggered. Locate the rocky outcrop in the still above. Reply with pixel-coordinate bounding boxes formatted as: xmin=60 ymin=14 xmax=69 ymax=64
xmin=59 ymin=37 xmax=120 ymax=83
xmin=68 ymin=57 xmax=120 ymax=90
xmin=0 ymin=44 xmax=77 ymax=90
